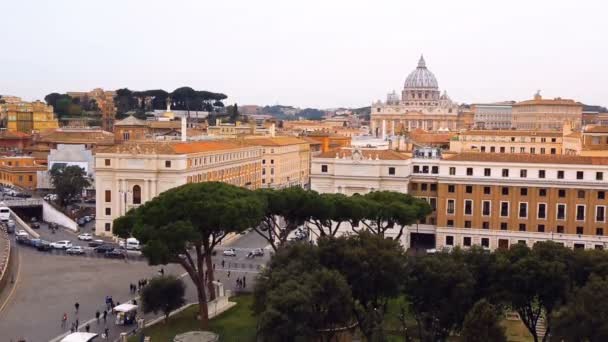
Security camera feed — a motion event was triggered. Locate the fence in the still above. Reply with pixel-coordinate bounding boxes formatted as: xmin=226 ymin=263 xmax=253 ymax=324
xmin=0 ymin=227 xmax=13 ymax=296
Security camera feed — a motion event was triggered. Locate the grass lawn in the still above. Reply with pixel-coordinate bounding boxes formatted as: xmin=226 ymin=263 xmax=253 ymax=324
xmin=129 ymin=295 xmax=256 ymax=342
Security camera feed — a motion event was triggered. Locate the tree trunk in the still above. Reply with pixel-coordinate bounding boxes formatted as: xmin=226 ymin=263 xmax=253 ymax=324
xmin=196 ymin=283 xmax=209 ymax=329
xmin=205 ymin=254 xmax=216 ymax=301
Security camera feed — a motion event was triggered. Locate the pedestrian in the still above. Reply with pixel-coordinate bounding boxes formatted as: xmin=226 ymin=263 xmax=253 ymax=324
xmin=103 ymin=310 xmax=107 ymax=322
xmin=74 ymin=302 xmax=80 ymax=313
xmin=75 ymin=319 xmax=79 ymax=329
xmin=70 ymin=325 xmax=75 ymax=333
xmin=132 ymin=299 xmax=137 ymax=306
xmin=61 ymin=313 xmax=67 ymax=328
xmin=104 ymin=327 xmax=109 ymax=340
xmin=221 ymin=259 xmax=225 ymax=268
xmin=243 ymin=276 xmax=246 ymax=288
xmin=85 ymin=323 xmax=90 ymax=332
xmin=227 ymin=270 xmax=231 ymax=278
xmin=95 ymin=310 xmax=100 ymax=323
xmin=213 ymin=263 xmax=216 ymax=270
xmin=159 ymin=267 xmax=164 ymax=276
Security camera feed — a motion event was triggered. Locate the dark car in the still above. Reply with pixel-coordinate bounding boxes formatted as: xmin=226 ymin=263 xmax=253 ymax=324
xmin=48 ymin=222 xmax=58 ymax=230
xmin=35 ymin=240 xmax=52 ymax=251
xmin=15 ymin=193 xmax=31 ymax=198
xmin=77 ymin=218 xmax=86 ymax=226
xmin=104 ymin=249 xmax=126 ymax=259
xmin=16 ymin=235 xmax=30 ymax=245
xmin=31 ymin=222 xmax=40 ymax=229
xmin=94 ymin=244 xmax=117 ymax=253
xmin=88 ymin=239 xmax=105 ymax=248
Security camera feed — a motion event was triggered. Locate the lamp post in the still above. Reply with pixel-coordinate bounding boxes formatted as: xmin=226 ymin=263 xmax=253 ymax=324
xmin=118 ymin=189 xmax=131 ymax=216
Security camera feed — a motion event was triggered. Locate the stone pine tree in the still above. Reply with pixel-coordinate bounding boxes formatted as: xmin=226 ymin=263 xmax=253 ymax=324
xmin=49 ymin=164 xmax=91 ymax=207
xmin=113 ymin=182 xmax=265 ymax=329
xmin=141 ymin=275 xmax=186 ymax=323
xmin=460 ymin=299 xmax=507 ymax=342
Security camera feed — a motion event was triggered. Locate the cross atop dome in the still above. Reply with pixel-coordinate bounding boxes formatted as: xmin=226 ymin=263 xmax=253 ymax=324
xmin=417 ymin=55 xmax=426 ymax=68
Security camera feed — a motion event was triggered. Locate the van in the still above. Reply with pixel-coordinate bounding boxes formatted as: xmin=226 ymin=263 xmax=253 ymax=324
xmin=125 ymin=237 xmax=141 ymax=251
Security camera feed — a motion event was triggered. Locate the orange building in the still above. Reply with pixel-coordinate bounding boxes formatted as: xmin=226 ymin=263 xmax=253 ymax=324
xmin=302 ymin=131 xmax=351 ymax=153
xmin=0 ymin=156 xmax=46 ymax=190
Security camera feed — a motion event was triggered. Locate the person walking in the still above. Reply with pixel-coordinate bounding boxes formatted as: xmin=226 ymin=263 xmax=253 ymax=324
xmin=74 ymin=302 xmax=80 ymax=313
xmin=104 ymin=327 xmax=109 ymax=340
xmin=85 ymin=323 xmax=90 ymax=333
xmin=227 ymin=270 xmax=231 ymax=278
xmin=243 ymin=276 xmax=246 ymax=288
xmin=95 ymin=310 xmax=100 ymax=323
xmin=221 ymin=259 xmax=225 ymax=268
xmin=103 ymin=310 xmax=107 ymax=322
xmin=61 ymin=313 xmax=67 ymax=328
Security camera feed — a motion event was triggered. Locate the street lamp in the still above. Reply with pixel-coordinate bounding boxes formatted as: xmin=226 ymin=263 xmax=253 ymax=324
xmin=118 ymin=189 xmax=131 ymax=216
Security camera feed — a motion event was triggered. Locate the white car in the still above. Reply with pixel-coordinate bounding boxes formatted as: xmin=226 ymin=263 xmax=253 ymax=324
xmin=51 ymin=240 xmax=73 ymax=249
xmin=223 ymin=248 xmax=237 ymax=257
xmin=78 ymin=233 xmax=93 ymax=241
xmin=66 ymin=246 xmax=85 ymax=255
xmin=16 ymin=230 xmax=28 ymax=237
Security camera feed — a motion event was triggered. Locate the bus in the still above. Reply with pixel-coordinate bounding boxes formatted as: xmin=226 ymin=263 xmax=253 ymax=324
xmin=0 ymin=204 xmax=10 ymax=222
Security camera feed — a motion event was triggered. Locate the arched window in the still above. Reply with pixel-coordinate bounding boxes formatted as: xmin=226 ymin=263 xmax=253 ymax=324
xmin=132 ymin=185 xmax=141 ymax=204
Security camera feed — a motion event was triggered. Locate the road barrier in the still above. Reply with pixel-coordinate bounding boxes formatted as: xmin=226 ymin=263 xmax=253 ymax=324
xmin=0 ymin=228 xmax=13 ymax=296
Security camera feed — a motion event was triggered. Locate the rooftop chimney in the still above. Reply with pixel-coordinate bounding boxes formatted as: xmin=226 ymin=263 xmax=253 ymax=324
xmin=181 ymin=116 xmax=187 ymax=142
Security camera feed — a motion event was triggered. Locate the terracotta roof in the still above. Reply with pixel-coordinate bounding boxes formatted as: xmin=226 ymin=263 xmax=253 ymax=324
xmin=584 ymin=125 xmax=608 ymax=133
xmin=148 ymin=121 xmax=182 ymax=129
xmin=299 ymin=137 xmax=323 ymax=145
xmin=514 ymin=97 xmax=581 ymax=107
xmin=37 ymin=129 xmax=115 ymax=145
xmin=114 ymin=115 xmax=147 ymax=126
xmin=316 ymin=148 xmax=410 ymax=160
xmin=460 ymin=130 xmax=562 ymax=137
xmin=444 ymin=152 xmax=608 ymax=165
xmin=409 ymin=130 xmax=454 ymax=144
xmin=242 ymin=136 xmax=309 ymax=146
xmin=97 ymin=140 xmax=255 ymax=155
xmin=0 ymin=130 xmax=31 ymax=140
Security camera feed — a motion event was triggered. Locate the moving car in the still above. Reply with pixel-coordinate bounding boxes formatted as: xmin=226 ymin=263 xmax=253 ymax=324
xmin=88 ymin=239 xmax=104 ymax=248
xmin=104 ymin=249 xmax=126 ymax=259
xmin=223 ymin=248 xmax=237 ymax=257
xmin=60 ymin=332 xmax=98 ymax=342
xmin=94 ymin=244 xmax=117 ymax=253
xmin=78 ymin=233 xmax=93 ymax=241
xmin=252 ymin=248 xmax=264 ymax=257
xmin=77 ymin=217 xmax=87 ymax=226
xmin=44 ymin=193 xmax=58 ymax=201
xmin=66 ymin=246 xmax=85 ymax=255
xmin=36 ymin=240 xmax=53 ymax=251
xmin=16 ymin=235 xmax=30 ymax=245
xmin=16 ymin=230 xmax=28 ymax=237
xmin=31 ymin=221 xmax=40 ymax=229
xmin=124 ymin=237 xmax=141 ymax=250
xmin=84 ymin=215 xmax=92 ymax=223
xmin=0 ymin=206 xmax=10 ymax=222
xmin=50 ymin=240 xmax=73 ymax=249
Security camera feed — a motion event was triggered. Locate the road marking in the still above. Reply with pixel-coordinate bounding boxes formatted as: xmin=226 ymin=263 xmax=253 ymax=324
xmin=0 ymin=247 xmax=21 ymax=316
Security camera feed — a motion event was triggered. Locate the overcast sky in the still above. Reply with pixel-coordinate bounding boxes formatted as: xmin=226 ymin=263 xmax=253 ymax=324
xmin=1 ymin=0 xmax=606 ymax=108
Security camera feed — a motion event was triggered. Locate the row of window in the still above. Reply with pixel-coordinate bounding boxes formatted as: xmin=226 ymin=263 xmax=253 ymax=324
xmin=446 ymin=199 xmax=606 ymax=222
xmin=444 ymin=236 xmax=603 ymax=249
xmin=445 ymin=220 xmax=604 ymax=236
xmin=412 ymin=165 xmax=439 ymax=174
xmin=471 ymin=146 xmax=557 ymax=154
xmin=461 ymin=136 xmax=558 ymax=143
xmin=448 ymin=185 xmax=606 ymax=200
xmin=452 ymin=167 xmax=604 ymax=181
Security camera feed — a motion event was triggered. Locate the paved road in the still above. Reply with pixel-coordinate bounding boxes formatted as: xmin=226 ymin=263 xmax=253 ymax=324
xmin=0 ymin=228 xmax=270 ymax=342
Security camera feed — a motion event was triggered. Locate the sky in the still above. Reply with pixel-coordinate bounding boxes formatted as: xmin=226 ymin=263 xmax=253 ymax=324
xmin=0 ymin=0 xmax=606 ymax=109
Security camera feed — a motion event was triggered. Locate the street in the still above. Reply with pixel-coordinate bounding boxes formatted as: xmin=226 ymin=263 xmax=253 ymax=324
xmin=0 ymin=228 xmax=269 ymax=342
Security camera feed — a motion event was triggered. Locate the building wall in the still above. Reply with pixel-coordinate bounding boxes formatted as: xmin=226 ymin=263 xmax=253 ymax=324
xmin=512 ymin=95 xmax=582 ymax=131
xmin=5 ymin=101 xmax=59 ymax=133
xmin=472 ymin=104 xmax=512 ymax=129
xmin=310 ymin=152 xmax=608 ymax=251
xmin=0 ymin=157 xmax=45 ymax=189
xmin=450 ymin=131 xmax=563 ymax=155
xmin=94 ymin=145 xmax=263 ymax=237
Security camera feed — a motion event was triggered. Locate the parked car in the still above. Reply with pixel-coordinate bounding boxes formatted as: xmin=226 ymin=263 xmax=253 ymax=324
xmin=88 ymin=239 xmax=105 ymax=248
xmin=16 ymin=235 xmax=30 ymax=245
xmin=78 ymin=233 xmax=93 ymax=241
xmin=7 ymin=220 xmax=15 ymax=231
xmin=84 ymin=198 xmax=96 ymax=204
xmin=66 ymin=246 xmax=85 ymax=255
xmin=94 ymin=244 xmax=117 ymax=253
xmin=15 ymin=192 xmax=31 ymax=198
xmin=50 ymin=240 xmax=73 ymax=249
xmin=36 ymin=240 xmax=52 ymax=251
xmin=44 ymin=194 xmax=58 ymax=201
xmin=222 ymin=248 xmax=237 ymax=257
xmin=119 ymin=237 xmax=141 ymax=250
xmin=48 ymin=222 xmax=58 ymax=230
xmin=104 ymin=249 xmax=126 ymax=259
xmin=4 ymin=222 xmax=14 ymax=234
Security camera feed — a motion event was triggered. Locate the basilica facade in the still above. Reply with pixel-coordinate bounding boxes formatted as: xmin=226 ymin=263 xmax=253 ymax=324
xmin=370 ymin=56 xmax=467 ymax=138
